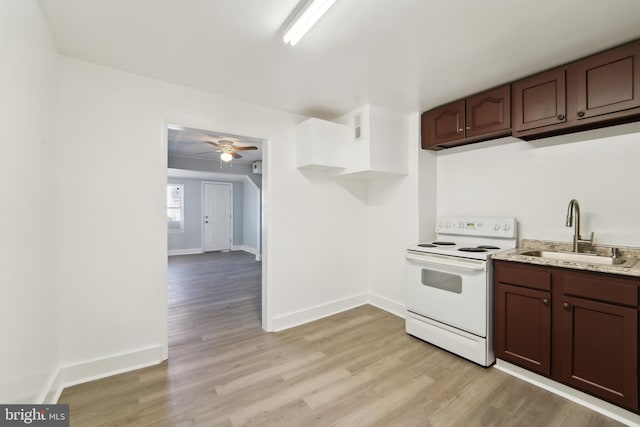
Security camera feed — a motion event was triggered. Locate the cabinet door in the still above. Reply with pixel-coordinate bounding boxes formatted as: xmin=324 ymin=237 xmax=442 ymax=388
xmin=559 ymin=296 xmax=638 ymax=411
xmin=466 ymin=85 xmax=511 ymax=138
xmin=575 ymin=41 xmax=640 ymax=121
xmin=421 ymin=100 xmax=465 ymax=148
xmin=495 ymin=282 xmax=551 ymax=376
xmin=513 ymin=68 xmax=566 ymax=133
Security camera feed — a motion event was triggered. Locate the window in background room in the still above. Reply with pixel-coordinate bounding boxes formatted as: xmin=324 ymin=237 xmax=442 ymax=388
xmin=167 ymin=184 xmax=184 ymax=232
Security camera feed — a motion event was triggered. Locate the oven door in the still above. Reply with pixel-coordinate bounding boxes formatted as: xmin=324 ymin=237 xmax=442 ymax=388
xmin=405 ymin=250 xmax=488 ymax=337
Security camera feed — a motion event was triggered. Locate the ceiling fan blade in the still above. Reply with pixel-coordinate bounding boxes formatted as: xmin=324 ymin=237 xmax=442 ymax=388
xmin=234 ymin=146 xmax=258 ymax=151
xmin=204 ymin=141 xmax=220 ymax=147
xmin=194 ymin=151 xmax=215 ymax=155
xmin=231 ymin=152 xmax=242 ymax=159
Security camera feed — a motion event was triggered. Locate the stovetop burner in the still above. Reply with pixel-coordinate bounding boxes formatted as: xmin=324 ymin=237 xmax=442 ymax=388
xmin=458 ymin=247 xmax=488 ymax=253
xmin=477 ymin=245 xmax=500 ymax=250
xmin=432 ymin=241 xmax=456 ymax=246
xmin=418 ymin=243 xmax=437 ymax=248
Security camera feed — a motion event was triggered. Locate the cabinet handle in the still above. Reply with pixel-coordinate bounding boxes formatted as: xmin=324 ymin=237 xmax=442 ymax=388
xmin=577 ymin=111 xmax=585 ymax=118
xmin=542 ymin=298 xmax=549 ymax=305
xmin=563 ymin=302 xmax=570 ymax=310
xmin=465 ymin=126 xmax=472 ymax=130
xmin=458 ymin=128 xmax=463 ymax=133
xmin=557 ymin=114 xmax=565 ymax=121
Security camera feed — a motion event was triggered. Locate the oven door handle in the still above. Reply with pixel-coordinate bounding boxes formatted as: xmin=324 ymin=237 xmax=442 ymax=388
xmin=406 ymin=250 xmax=487 ymax=271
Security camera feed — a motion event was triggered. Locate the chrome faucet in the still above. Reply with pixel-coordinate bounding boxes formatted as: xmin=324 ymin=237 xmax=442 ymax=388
xmin=565 ymin=199 xmax=594 ymax=253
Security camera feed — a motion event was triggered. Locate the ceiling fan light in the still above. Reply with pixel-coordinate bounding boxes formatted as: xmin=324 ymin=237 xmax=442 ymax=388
xmin=220 ymin=152 xmax=233 ymax=162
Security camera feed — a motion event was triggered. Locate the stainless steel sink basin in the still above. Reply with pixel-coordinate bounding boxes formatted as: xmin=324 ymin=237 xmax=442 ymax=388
xmin=520 ymin=250 xmax=638 ymax=268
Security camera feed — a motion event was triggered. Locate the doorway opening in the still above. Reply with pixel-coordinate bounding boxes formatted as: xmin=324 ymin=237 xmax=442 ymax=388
xmin=163 ymin=123 xmax=267 ymax=359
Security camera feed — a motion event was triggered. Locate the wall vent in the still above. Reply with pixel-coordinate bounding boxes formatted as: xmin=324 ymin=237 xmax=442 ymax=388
xmin=354 ymin=113 xmax=362 ymax=140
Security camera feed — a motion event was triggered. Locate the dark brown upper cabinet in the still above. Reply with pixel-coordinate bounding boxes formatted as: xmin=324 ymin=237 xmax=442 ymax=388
xmin=421 ymin=100 xmax=465 ymax=148
xmin=575 ymin=41 xmax=640 ymax=121
xmin=422 ymin=85 xmax=511 ymax=150
xmin=513 ymin=68 xmax=566 ymax=134
xmin=513 ymin=39 xmax=640 ymax=139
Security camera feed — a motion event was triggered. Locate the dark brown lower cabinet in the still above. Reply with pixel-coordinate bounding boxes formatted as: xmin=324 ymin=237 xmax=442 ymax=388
xmin=560 ymin=295 xmax=638 ymax=411
xmin=494 ymin=260 xmax=639 ymax=413
xmin=495 ymin=283 xmax=551 ymax=376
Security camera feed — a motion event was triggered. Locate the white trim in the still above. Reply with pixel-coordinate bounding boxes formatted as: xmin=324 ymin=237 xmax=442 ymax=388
xmin=272 ymin=293 xmax=368 ymax=331
xmin=232 ymin=245 xmax=258 ymax=255
xmin=367 ymin=293 xmax=405 ymax=318
xmin=495 ymin=359 xmax=640 ymax=427
xmin=43 ymin=346 xmax=164 ymax=404
xmin=161 ymin=121 xmax=170 ymax=361
xmin=261 ymin=138 xmax=271 ymax=331
xmin=168 ymin=248 xmax=204 ymax=256
xmin=39 ymin=369 xmax=64 ymax=404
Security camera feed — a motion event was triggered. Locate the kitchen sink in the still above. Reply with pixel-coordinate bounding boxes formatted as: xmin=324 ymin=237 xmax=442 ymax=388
xmin=519 ymin=250 xmax=638 ymax=268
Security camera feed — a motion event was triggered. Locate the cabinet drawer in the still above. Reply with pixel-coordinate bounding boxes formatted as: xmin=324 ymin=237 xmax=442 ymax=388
xmin=563 ymin=272 xmax=638 ymax=307
xmin=494 ymin=261 xmax=551 ymax=291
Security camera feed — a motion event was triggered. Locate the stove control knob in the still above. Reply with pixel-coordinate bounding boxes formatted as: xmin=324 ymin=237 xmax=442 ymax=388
xmin=446 ymin=222 xmax=450 ymax=228
xmin=494 ymin=223 xmax=501 ymax=231
xmin=504 ymin=223 xmax=511 ymax=231
xmin=438 ymin=222 xmax=444 ymax=228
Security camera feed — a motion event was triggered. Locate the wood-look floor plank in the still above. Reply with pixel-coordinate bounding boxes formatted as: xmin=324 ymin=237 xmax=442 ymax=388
xmin=59 ymin=251 xmax=625 ymax=426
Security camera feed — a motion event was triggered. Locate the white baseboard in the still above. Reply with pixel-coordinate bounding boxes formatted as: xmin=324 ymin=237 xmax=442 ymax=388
xmin=495 ymin=359 xmax=640 ymax=427
xmin=168 ymin=248 xmax=203 ymax=256
xmin=272 ymin=293 xmax=368 ymax=332
xmin=232 ymin=245 xmax=259 ymax=256
xmin=44 ymin=346 xmax=164 ymax=403
xmin=367 ymin=293 xmax=405 ymax=318
xmin=41 ymin=369 xmax=64 ymax=404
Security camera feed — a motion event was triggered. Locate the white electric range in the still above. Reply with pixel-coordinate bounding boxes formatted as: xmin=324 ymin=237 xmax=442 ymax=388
xmin=405 ymin=216 xmax=517 ymax=366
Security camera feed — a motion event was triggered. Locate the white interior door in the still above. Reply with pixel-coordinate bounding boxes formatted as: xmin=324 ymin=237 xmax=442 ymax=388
xmin=203 ymin=182 xmax=232 ymax=252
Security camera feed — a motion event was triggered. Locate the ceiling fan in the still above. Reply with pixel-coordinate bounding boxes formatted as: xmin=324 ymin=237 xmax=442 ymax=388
xmin=204 ymin=139 xmax=258 ymax=162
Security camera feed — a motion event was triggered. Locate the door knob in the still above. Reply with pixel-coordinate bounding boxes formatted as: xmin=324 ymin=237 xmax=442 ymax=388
xmin=563 ymin=302 xmax=570 ymax=309
xmin=577 ymin=111 xmax=585 ymax=118
xmin=557 ymin=114 xmax=565 ymax=120
xmin=542 ymin=298 xmax=549 ymax=305
xmin=205 ymin=221 xmax=209 ymax=224
xmin=458 ymin=128 xmax=463 ymax=133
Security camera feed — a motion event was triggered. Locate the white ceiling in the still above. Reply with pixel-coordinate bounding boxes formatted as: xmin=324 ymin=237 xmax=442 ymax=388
xmin=38 ymin=0 xmax=640 ymax=120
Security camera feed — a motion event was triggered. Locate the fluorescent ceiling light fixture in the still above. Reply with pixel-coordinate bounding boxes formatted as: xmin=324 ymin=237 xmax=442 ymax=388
xmin=282 ymin=0 xmax=337 ymax=46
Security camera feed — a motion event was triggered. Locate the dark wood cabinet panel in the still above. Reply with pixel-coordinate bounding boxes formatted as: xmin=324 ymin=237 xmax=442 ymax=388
xmin=575 ymin=41 xmax=640 ymax=121
xmin=559 ymin=296 xmax=638 ymax=411
xmin=421 ymin=100 xmax=465 ymax=148
xmin=513 ymin=68 xmax=566 ymax=134
xmin=466 ymin=85 xmax=511 ymax=138
xmin=494 ymin=261 xmax=551 ymax=291
xmin=495 ymin=282 xmax=551 ymax=376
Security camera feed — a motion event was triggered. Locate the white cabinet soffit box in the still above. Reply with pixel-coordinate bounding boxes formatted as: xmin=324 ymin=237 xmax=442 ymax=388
xmin=296 ymin=104 xmax=408 ymax=179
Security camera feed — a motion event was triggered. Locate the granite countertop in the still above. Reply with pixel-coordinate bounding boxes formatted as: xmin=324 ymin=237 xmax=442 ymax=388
xmin=492 ymin=239 xmax=640 ymax=278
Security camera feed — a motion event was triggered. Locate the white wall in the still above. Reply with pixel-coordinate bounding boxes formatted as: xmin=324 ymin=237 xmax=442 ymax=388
xmin=436 ymin=123 xmax=640 ymax=247
xmin=242 ymin=181 xmax=260 ymax=255
xmin=0 ymin=0 xmax=59 ymax=403
xmin=365 ymin=113 xmax=417 ymax=315
xmin=55 ymin=56 xmax=370 ymax=374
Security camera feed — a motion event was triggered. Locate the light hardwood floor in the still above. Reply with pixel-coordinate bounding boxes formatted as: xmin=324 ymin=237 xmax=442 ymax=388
xmin=59 ymin=251 xmax=624 ymax=426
